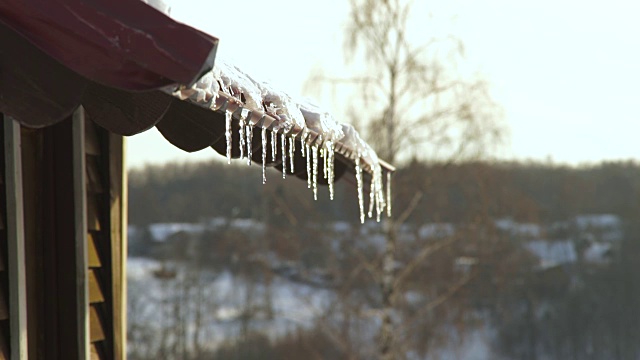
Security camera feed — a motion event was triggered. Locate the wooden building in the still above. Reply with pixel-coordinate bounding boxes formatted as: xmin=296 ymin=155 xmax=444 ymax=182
xmin=0 ymin=0 xmax=393 ymax=359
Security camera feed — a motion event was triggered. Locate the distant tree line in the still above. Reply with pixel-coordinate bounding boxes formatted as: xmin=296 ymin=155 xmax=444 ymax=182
xmin=128 ymin=159 xmax=640 ymax=227
xmin=127 ymin=158 xmax=640 ymax=359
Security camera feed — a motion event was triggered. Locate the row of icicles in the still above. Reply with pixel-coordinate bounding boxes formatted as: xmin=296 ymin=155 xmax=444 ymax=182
xmin=223 ymin=110 xmax=392 ymax=224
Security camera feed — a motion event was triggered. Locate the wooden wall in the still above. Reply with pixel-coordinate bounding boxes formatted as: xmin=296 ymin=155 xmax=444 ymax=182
xmin=0 ymin=119 xmax=10 ymax=359
xmin=85 ymin=115 xmax=126 ymax=359
xmin=0 ymin=110 xmax=126 ymax=359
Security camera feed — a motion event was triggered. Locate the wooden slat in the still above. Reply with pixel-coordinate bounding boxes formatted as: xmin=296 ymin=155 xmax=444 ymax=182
xmin=88 ymin=233 xmax=102 ymax=268
xmin=4 ymin=117 xmax=28 ymax=359
xmin=84 ymin=119 xmax=101 ymax=156
xmin=0 ymin=291 xmax=7 ymax=321
xmin=86 ymin=156 xmax=104 ymax=194
xmin=88 ymin=270 xmax=104 ymax=304
xmin=90 ymin=343 xmax=102 ymax=360
xmin=0 ymin=241 xmax=5 ymax=271
xmin=110 ymin=133 xmax=126 ymax=359
xmin=87 ymin=194 xmax=101 ymax=231
xmin=73 ymin=108 xmax=90 ymax=359
xmin=0 ymin=323 xmax=9 ymax=360
xmin=21 ymin=124 xmax=42 ymax=359
xmin=89 ymin=306 xmax=105 ymax=342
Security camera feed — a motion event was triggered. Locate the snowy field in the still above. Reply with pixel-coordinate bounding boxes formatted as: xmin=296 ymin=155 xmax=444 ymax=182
xmin=127 ymin=214 xmax=624 ymax=358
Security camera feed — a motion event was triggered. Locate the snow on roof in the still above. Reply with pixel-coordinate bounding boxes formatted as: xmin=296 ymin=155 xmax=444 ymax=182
xmin=170 ymin=57 xmax=392 ymax=223
xmin=140 ymin=0 xmax=393 ymax=223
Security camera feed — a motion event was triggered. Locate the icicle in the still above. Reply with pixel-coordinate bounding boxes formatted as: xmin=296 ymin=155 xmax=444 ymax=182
xmin=368 ymin=178 xmax=375 ymax=219
xmin=271 ymin=131 xmax=277 ymax=162
xmin=312 ymin=145 xmax=319 ymax=200
xmin=386 ymin=172 xmax=392 ymax=217
xmin=262 ymin=128 xmax=267 ymax=184
xmin=238 ymin=112 xmax=246 ymax=160
xmin=377 ymin=170 xmax=385 ymax=222
xmin=306 ymin=144 xmax=312 ymax=189
xmin=376 ymin=180 xmax=382 ymax=222
xmin=300 ymin=134 xmax=306 ymax=158
xmin=225 ymin=111 xmax=232 ymax=164
xmin=289 ymin=135 xmax=295 ymax=173
xmin=281 ymin=133 xmax=287 ymax=179
xmin=327 ymin=142 xmax=335 ymax=200
xmin=322 ymin=147 xmax=328 ymax=180
xmin=246 ymin=125 xmax=253 ymax=166
xmin=355 ymin=156 xmax=365 ymax=224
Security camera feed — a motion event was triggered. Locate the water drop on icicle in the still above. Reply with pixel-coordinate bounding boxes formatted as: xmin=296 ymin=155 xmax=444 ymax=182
xmin=262 ymin=128 xmax=267 ymax=184
xmin=246 ymin=125 xmax=253 ymax=166
xmin=289 ymin=136 xmax=295 ymax=174
xmin=238 ymin=113 xmax=246 ymax=160
xmin=312 ymin=145 xmax=319 ymax=200
xmin=306 ymin=144 xmax=312 ymax=189
xmin=225 ymin=111 xmax=232 ymax=164
xmin=384 ymin=170 xmax=391 ymax=217
xmin=271 ymin=132 xmax=277 ymax=162
xmin=281 ymin=134 xmax=287 ymax=179
xmin=355 ymin=156 xmax=365 ymax=224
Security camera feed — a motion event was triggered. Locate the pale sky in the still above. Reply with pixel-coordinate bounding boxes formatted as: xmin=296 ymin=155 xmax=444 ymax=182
xmin=127 ymin=0 xmax=640 ymax=168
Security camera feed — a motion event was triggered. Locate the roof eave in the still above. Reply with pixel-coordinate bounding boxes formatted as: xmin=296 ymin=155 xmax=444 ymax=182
xmin=0 ymin=0 xmax=218 ymax=91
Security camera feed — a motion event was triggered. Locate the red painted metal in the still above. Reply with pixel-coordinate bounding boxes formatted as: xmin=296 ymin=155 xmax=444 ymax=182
xmin=0 ymin=0 xmax=218 ymax=90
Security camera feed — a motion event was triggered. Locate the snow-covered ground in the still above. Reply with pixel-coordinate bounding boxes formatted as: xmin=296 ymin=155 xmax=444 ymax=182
xmin=131 ymin=213 xmax=623 ymax=269
xmin=127 ymin=256 xmax=501 ymax=359
xmin=127 ymin=213 xmax=625 ymax=358
xmin=128 ymin=257 xmax=337 ymax=353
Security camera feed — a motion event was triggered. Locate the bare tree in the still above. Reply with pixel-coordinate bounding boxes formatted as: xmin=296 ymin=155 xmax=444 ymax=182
xmin=309 ymin=0 xmax=504 ymax=358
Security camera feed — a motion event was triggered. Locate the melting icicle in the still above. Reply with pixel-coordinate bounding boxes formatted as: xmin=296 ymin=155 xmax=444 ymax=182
xmin=271 ymin=131 xmax=277 ymax=162
xmin=355 ymin=156 xmax=365 ymax=224
xmin=375 ymin=178 xmax=382 ymax=222
xmin=289 ymin=136 xmax=295 ymax=173
xmin=306 ymin=144 xmax=312 ymax=189
xmin=225 ymin=111 xmax=232 ymax=164
xmin=281 ymin=133 xmax=287 ymax=179
xmin=327 ymin=142 xmax=336 ymax=200
xmin=377 ymin=170 xmax=385 ymax=221
xmin=246 ymin=125 xmax=253 ymax=162
xmin=368 ymin=179 xmax=375 ymax=219
xmin=261 ymin=128 xmax=267 ymax=184
xmin=238 ymin=112 xmax=246 ymax=160
xmin=386 ymin=171 xmax=392 ymax=217
xmin=322 ymin=148 xmax=328 ymax=180
xmin=312 ymin=145 xmax=319 ymax=200
xmin=246 ymin=125 xmax=253 ymax=166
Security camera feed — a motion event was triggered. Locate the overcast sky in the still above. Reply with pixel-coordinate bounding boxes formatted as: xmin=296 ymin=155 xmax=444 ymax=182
xmin=127 ymin=0 xmax=640 ymax=168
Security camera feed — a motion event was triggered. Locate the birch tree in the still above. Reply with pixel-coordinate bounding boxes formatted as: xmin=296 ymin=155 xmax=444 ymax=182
xmin=323 ymin=0 xmax=505 ymax=358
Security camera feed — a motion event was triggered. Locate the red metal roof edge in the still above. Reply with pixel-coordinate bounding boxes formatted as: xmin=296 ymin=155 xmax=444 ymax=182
xmin=0 ymin=0 xmax=394 ymax=178
xmin=0 ymin=0 xmax=218 ymax=91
